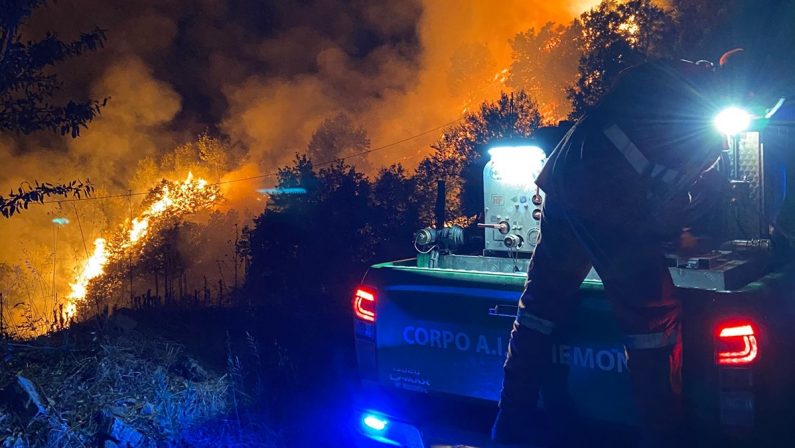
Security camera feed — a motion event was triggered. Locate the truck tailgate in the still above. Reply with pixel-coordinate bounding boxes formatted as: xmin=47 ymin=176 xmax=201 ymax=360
xmin=367 ymin=262 xmax=639 ymax=426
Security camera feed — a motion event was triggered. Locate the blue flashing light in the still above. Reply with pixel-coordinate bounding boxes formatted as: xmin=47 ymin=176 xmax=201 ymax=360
xmin=257 ymin=187 xmax=307 ymax=195
xmin=362 ymin=414 xmax=388 ymax=432
xmin=357 ymin=411 xmax=422 ymax=447
xmin=52 ymin=218 xmax=70 ymax=225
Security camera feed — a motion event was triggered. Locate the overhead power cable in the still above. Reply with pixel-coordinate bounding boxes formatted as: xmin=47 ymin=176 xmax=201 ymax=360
xmin=43 ymin=117 xmax=463 ymax=204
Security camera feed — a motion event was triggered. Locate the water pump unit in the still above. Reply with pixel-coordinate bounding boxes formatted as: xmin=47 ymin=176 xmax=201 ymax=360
xmin=480 ymin=144 xmax=547 ymax=256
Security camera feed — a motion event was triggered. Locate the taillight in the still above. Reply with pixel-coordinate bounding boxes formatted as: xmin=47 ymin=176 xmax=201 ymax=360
xmin=354 ymin=287 xmax=376 ymax=322
xmin=716 ymin=322 xmax=759 ymax=366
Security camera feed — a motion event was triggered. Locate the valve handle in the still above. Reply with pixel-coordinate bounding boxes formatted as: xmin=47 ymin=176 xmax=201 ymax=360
xmin=477 ymin=221 xmax=510 ymax=234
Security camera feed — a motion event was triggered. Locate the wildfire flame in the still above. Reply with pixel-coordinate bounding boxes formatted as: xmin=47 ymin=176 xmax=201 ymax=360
xmin=65 ymin=238 xmax=108 ymax=317
xmin=618 ymin=15 xmax=640 ymax=45
xmin=65 ymin=173 xmax=220 ymax=319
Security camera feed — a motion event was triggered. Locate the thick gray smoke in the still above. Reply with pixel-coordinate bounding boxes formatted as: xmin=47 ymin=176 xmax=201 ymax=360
xmin=0 ymin=0 xmax=599 ymax=331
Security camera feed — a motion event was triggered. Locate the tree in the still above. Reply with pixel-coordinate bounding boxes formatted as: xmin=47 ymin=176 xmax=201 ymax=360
xmin=0 ymin=0 xmax=107 ymax=136
xmin=447 ymin=42 xmax=498 ymax=105
xmin=670 ymin=0 xmax=734 ymax=58
xmin=369 ymin=164 xmax=421 ymax=259
xmin=245 ymin=156 xmax=375 ymax=305
xmin=197 ymin=133 xmax=230 ymax=182
xmin=508 ymin=21 xmax=582 ymax=122
xmin=160 ymin=133 xmax=234 ymax=181
xmin=306 ymin=113 xmax=370 ymax=165
xmin=416 ymin=90 xmax=542 ymax=226
xmin=567 ymin=0 xmax=677 ymax=118
xmin=265 ymin=154 xmax=319 ymax=215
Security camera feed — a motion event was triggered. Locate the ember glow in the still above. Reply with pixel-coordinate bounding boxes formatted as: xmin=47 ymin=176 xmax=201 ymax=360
xmin=65 ymin=173 xmax=220 ymax=319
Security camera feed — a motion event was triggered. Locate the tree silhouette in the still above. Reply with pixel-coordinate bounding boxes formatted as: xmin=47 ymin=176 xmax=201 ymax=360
xmin=245 ymin=156 xmax=376 ymax=308
xmin=415 ymin=91 xmax=542 ymax=226
xmin=567 ymin=0 xmax=677 ymax=118
xmin=243 ymin=93 xmax=541 ymax=319
xmin=369 ymin=164 xmax=421 ymax=260
xmin=0 ymin=0 xmax=107 ymax=136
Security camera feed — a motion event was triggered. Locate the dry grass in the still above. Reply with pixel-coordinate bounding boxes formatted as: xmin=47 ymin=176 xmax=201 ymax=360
xmin=0 ymin=323 xmax=249 ymax=447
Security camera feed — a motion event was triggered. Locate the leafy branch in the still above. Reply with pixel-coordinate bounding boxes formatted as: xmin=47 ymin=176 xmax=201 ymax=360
xmin=0 ymin=179 xmax=93 ymax=217
xmin=0 ymin=0 xmax=108 ymax=136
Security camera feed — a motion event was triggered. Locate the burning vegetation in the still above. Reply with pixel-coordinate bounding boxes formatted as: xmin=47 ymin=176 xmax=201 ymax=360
xmin=65 ymin=173 xmax=221 ymax=321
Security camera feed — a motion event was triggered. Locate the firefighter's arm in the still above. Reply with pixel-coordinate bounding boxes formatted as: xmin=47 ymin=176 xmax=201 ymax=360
xmin=685 ymin=159 xmax=727 ymax=222
xmin=677 ymin=160 xmax=728 ymax=255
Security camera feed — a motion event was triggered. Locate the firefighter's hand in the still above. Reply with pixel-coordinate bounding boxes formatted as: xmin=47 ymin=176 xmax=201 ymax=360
xmin=677 ymin=229 xmax=710 ymax=257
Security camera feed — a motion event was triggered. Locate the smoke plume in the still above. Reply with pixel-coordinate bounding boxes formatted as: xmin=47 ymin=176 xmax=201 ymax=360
xmin=0 ymin=0 xmax=600 ymax=330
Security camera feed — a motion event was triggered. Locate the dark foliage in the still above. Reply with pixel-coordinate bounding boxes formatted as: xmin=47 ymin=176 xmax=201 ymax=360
xmin=0 ymin=179 xmax=92 ymax=217
xmin=672 ymin=0 xmax=795 ymax=98
xmin=567 ymin=0 xmax=677 ymax=118
xmin=417 ymin=90 xmax=542 ymax=226
xmin=244 ymin=92 xmax=542 ymax=310
xmin=0 ymin=0 xmax=107 ymax=136
xmin=245 ymin=155 xmax=420 ymax=308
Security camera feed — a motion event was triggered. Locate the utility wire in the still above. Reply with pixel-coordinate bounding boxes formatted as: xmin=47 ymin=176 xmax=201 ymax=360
xmin=45 ymin=117 xmax=462 ymax=204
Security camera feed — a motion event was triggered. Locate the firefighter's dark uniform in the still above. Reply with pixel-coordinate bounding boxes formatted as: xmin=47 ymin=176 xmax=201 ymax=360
xmin=492 ymin=60 xmax=723 ymax=446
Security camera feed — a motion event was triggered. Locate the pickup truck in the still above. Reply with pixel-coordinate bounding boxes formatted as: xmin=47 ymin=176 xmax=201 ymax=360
xmin=351 ymin=252 xmax=795 ymax=447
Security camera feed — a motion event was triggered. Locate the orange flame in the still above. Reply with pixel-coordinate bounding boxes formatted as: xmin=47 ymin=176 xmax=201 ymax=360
xmin=65 ymin=238 xmax=108 ymax=318
xmin=64 ymin=173 xmax=219 ymax=319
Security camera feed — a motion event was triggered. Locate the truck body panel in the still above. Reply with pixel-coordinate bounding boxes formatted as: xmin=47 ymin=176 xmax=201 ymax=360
xmin=354 ymin=257 xmax=795 ymax=446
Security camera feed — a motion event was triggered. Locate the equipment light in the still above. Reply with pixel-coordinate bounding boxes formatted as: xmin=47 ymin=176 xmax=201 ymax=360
xmin=52 ymin=217 xmax=70 ymax=225
xmin=714 ymin=107 xmax=751 ymax=136
xmin=487 ymin=145 xmax=546 ymax=186
xmin=715 ymin=321 xmax=758 ymax=366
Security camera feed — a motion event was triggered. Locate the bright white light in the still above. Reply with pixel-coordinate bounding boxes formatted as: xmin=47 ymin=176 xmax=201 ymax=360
xmin=363 ymin=415 xmax=388 ymax=431
xmin=715 ymin=107 xmax=751 ymax=135
xmin=487 ymin=145 xmax=546 ymax=185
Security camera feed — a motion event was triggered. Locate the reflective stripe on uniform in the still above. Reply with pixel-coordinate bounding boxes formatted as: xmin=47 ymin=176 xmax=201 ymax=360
xmin=603 ymin=124 xmax=683 ymax=185
xmin=625 ymin=331 xmax=678 ymax=349
xmin=516 ymin=308 xmax=555 ymax=335
xmin=603 ymin=124 xmax=650 ymax=175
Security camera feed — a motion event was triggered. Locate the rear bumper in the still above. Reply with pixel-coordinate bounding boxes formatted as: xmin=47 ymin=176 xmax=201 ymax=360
xmin=351 ymin=380 xmax=795 ymax=448
xmin=351 ymin=381 xmax=639 ymax=448
xmin=352 ymin=380 xmax=497 ymax=447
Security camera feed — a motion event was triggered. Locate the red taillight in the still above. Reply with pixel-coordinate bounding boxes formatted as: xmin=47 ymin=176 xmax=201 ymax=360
xmin=716 ymin=322 xmax=759 ymax=366
xmin=354 ymin=287 xmax=376 ymax=322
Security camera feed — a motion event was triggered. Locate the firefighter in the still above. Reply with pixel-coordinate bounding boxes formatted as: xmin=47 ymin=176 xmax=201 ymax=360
xmin=491 ymin=52 xmax=748 ymax=447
